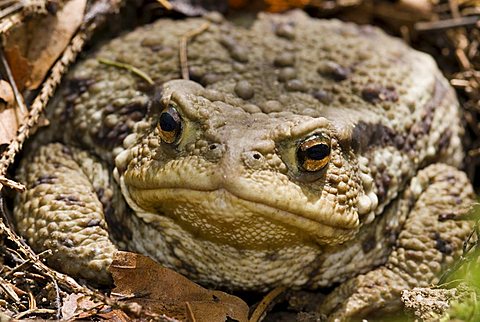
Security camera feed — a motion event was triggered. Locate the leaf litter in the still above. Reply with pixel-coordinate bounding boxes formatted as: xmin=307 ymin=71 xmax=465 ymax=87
xmin=0 ymin=79 xmax=20 ymax=145
xmin=3 ymin=0 xmax=86 ymax=91
xmin=109 ymin=251 xmax=249 ymax=322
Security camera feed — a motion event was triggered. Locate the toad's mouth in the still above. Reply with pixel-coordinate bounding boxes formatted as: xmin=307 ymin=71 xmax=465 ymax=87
xmin=122 ymin=185 xmax=358 ymax=249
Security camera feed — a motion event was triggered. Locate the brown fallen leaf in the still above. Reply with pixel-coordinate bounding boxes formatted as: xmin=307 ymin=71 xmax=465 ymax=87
xmin=61 ymin=293 xmax=83 ymax=320
xmin=4 ymin=0 xmax=86 ymax=91
xmin=109 ymin=251 xmax=249 ymax=322
xmin=61 ymin=293 xmax=108 ymax=321
xmin=0 ymin=79 xmax=14 ymax=106
xmin=0 ymin=80 xmax=20 ymax=145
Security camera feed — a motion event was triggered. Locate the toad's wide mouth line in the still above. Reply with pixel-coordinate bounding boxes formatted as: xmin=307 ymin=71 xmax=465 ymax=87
xmin=127 ymin=186 xmax=357 ymax=243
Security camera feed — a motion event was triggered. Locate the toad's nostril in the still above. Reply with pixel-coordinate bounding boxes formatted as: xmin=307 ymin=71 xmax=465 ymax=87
xmin=253 ymin=153 xmax=261 ymax=160
xmin=209 ymin=144 xmax=217 ymax=150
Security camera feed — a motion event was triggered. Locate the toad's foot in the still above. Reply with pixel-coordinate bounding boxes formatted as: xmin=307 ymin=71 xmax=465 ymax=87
xmin=15 ymin=143 xmax=119 ymax=284
xmin=317 ymin=163 xmax=474 ymax=321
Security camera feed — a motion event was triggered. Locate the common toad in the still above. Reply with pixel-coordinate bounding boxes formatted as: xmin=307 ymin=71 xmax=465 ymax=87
xmin=14 ymin=11 xmax=474 ymax=319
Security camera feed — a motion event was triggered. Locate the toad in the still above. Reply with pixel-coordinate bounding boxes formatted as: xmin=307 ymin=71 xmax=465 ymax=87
xmin=14 ymin=10 xmax=474 ymax=319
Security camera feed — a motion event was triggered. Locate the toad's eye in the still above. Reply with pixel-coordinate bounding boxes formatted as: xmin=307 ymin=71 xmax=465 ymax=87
xmin=297 ymin=135 xmax=331 ymax=172
xmin=158 ymin=104 xmax=182 ymax=144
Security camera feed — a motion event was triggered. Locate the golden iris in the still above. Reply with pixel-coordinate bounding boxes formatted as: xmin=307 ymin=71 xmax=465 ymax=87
xmin=297 ymin=135 xmax=331 ymax=172
xmin=158 ymin=104 xmax=182 ymax=144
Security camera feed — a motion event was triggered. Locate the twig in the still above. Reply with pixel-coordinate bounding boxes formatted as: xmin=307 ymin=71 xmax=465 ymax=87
xmin=0 ymin=175 xmax=25 ymax=191
xmin=4 ymin=250 xmax=52 ymax=278
xmin=0 ymin=1 xmax=22 ymax=20
xmin=451 ymin=79 xmax=470 ymax=87
xmin=50 ymin=273 xmax=62 ymax=319
xmin=98 ymin=58 xmax=154 ymax=85
xmin=23 ymin=272 xmax=48 ymax=281
xmin=27 ymin=291 xmax=36 ymax=310
xmin=249 ymin=286 xmax=286 ymax=322
xmin=5 ymin=246 xmax=25 ymax=264
xmin=4 ymin=259 xmax=33 ymax=278
xmin=179 ymin=22 xmax=210 ymax=80
xmin=448 ymin=0 xmax=460 ymax=19
xmin=156 ymin=0 xmax=172 ymax=10
xmin=0 ymin=218 xmax=105 ymax=301
xmin=456 ymin=47 xmax=471 ymax=70
xmin=415 ymin=16 xmax=480 ymax=32
xmin=0 ymin=11 xmax=21 ymax=34
xmin=0 ymin=0 xmax=19 ymax=8
xmin=185 ymin=302 xmax=196 ymax=322
xmin=14 ymin=308 xmax=57 ymax=319
xmin=0 ymin=276 xmax=20 ymax=302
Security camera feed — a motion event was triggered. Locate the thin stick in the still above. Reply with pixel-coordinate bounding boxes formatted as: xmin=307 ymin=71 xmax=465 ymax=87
xmin=249 ymin=286 xmax=286 ymax=322
xmin=0 ymin=1 xmax=22 ymax=20
xmin=50 ymin=274 xmax=62 ymax=319
xmin=14 ymin=308 xmax=57 ymax=319
xmin=0 ymin=217 xmax=105 ymax=300
xmin=27 ymin=291 xmax=36 ymax=310
xmin=0 ymin=11 xmax=22 ymax=34
xmin=179 ymin=22 xmax=210 ymax=80
xmin=156 ymin=0 xmax=173 ymax=10
xmin=98 ymin=58 xmax=154 ymax=85
xmin=0 ymin=276 xmax=20 ymax=302
xmin=0 ymin=175 xmax=25 ymax=191
xmin=415 ymin=16 xmax=479 ymax=32
xmin=448 ymin=0 xmax=460 ymax=19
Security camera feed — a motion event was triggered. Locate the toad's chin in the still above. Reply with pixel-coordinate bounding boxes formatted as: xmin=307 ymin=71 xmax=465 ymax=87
xmin=121 ymin=180 xmax=359 ymax=249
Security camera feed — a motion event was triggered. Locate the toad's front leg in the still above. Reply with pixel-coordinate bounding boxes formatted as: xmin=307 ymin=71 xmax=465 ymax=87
xmin=318 ymin=163 xmax=474 ymax=320
xmin=14 ymin=143 xmax=120 ymax=284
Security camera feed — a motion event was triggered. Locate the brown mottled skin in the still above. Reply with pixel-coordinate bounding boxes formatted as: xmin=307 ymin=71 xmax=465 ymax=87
xmin=14 ymin=11 xmax=474 ymax=319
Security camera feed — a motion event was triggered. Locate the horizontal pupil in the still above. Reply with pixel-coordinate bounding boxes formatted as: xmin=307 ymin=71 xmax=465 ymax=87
xmin=305 ymin=144 xmax=330 ymax=160
xmin=160 ymin=112 xmax=178 ymax=132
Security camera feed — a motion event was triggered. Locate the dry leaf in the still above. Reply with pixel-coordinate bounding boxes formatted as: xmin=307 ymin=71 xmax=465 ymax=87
xmin=61 ymin=294 xmax=83 ymax=320
xmin=0 ymin=80 xmax=20 ymax=145
xmin=4 ymin=0 xmax=86 ymax=91
xmin=0 ymin=80 xmax=14 ymax=107
xmin=61 ymin=293 xmax=106 ymax=320
xmin=109 ymin=251 xmax=249 ymax=322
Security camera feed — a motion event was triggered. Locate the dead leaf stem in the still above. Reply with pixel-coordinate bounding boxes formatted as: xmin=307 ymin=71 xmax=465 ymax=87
xmin=414 ymin=15 xmax=479 ymax=31
xmin=0 ymin=276 xmax=21 ymax=302
xmin=0 ymin=1 xmax=22 ymax=20
xmin=249 ymin=286 xmax=287 ymax=322
xmin=0 ymin=175 xmax=25 ymax=191
xmin=14 ymin=308 xmax=57 ymax=319
xmin=0 ymin=10 xmax=21 ymax=33
xmin=98 ymin=58 xmax=154 ymax=85
xmin=185 ymin=302 xmax=196 ymax=322
xmin=27 ymin=291 xmax=36 ymax=310
xmin=5 ymin=259 xmax=33 ymax=277
xmin=156 ymin=0 xmax=173 ymax=10
xmin=179 ymin=22 xmax=210 ymax=80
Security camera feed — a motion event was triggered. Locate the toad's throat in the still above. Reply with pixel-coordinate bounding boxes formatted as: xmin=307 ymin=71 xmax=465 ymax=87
xmin=126 ymin=187 xmax=358 ymax=249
